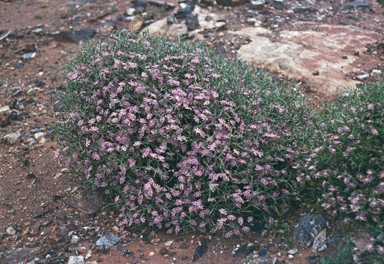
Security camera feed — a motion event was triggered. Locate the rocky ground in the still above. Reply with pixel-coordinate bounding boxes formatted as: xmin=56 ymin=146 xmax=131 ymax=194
xmin=0 ymin=0 xmax=382 ymax=263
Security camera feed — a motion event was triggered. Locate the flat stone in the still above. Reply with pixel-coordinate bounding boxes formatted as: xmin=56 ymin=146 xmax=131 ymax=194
xmin=357 ymin=73 xmax=369 ymax=80
xmin=142 ymin=17 xmax=188 ymax=37
xmin=344 ymin=0 xmax=373 ymax=8
xmin=67 ymin=256 xmax=85 ymax=264
xmin=216 ymin=0 xmax=248 ymax=6
xmin=34 ymin=132 xmax=46 ymax=140
xmin=186 ymin=14 xmax=199 ymax=31
xmin=245 ymin=257 xmax=275 ymax=264
xmin=51 ymin=29 xmax=95 ymax=43
xmin=250 ymin=0 xmax=265 ymax=10
xmin=7 ymin=226 xmax=16 ymax=235
xmin=293 ymin=214 xmax=329 ymax=246
xmin=311 ymin=229 xmax=327 ymax=252
xmin=287 ymin=248 xmax=298 ymax=254
xmin=236 ymin=23 xmax=383 ymax=97
xmin=0 ymin=131 xmax=20 ymax=145
xmin=371 ymin=69 xmax=382 ymax=75
xmin=0 ymin=105 xmax=10 ymax=115
xmin=32 ymin=28 xmax=43 ymax=34
xmin=127 ymin=16 xmax=144 ymax=31
xmin=292 ymin=7 xmax=313 ymax=13
xmin=21 ymin=52 xmax=36 ymax=60
xmin=96 ymin=234 xmax=121 ymax=247
xmin=273 ymin=0 xmax=284 ymax=9
xmin=65 ymin=188 xmax=105 ymax=215
xmin=164 ymin=240 xmax=174 ymax=246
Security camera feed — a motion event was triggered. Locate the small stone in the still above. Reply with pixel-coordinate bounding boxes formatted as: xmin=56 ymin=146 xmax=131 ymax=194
xmin=178 ymin=242 xmax=188 ymax=249
xmin=292 ymin=7 xmax=312 ymax=13
xmin=250 ymin=0 xmax=265 ymax=10
xmin=185 ymin=14 xmax=199 ymax=31
xmin=254 ymin=20 xmax=262 ymax=27
xmin=167 ymin=13 xmax=174 ymax=25
xmin=344 ymin=0 xmax=373 ymax=8
xmin=127 ymin=15 xmax=144 ymax=31
xmin=32 ymin=28 xmax=43 ymax=34
xmin=287 ymin=248 xmax=298 ymax=254
xmin=159 ymin=247 xmax=168 ymax=255
xmin=215 ymin=20 xmax=227 ymax=30
xmin=288 ymin=254 xmax=294 ymax=259
xmin=357 ymin=73 xmax=369 ymax=80
xmin=273 ymin=0 xmax=284 ymax=9
xmin=164 ymin=240 xmax=174 ymax=246
xmin=21 ymin=52 xmax=36 ymax=60
xmin=342 ymin=56 xmax=348 ymax=59
xmin=34 ymin=132 xmax=46 ymax=140
xmin=176 ymin=2 xmax=194 ymax=19
xmin=371 ymin=69 xmax=382 ymax=75
xmin=306 ymin=255 xmax=320 ymax=264
xmin=7 ymin=226 xmax=16 ymax=235
xmin=0 ymin=105 xmax=10 ymax=115
xmin=0 ymin=131 xmax=21 ymax=145
xmin=16 ymin=62 xmax=23 ymax=69
xmin=85 ymin=250 xmax=92 ymax=259
xmin=67 ymin=256 xmax=85 ymax=264
xmin=96 ymin=234 xmax=121 ymax=247
xmin=71 ymin=235 xmax=80 ymax=244
xmin=149 ymin=252 xmax=155 ymax=257
xmin=125 ymin=7 xmax=137 ymax=16
xmin=312 ymin=229 xmax=327 ymax=253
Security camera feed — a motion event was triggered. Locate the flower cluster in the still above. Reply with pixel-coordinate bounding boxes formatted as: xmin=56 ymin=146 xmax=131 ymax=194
xmin=54 ymin=31 xmax=315 ymax=236
xmin=298 ymin=81 xmax=384 ymax=262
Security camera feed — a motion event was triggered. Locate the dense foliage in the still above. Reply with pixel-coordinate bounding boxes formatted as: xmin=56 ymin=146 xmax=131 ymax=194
xmin=54 ymin=30 xmax=384 ymax=263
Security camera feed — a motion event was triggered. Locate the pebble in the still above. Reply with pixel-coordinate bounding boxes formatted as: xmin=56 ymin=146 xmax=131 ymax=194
xmin=7 ymin=226 xmax=16 ymax=235
xmin=356 ymin=73 xmax=370 ymax=80
xmin=371 ymin=69 xmax=382 ymax=75
xmin=149 ymin=252 xmax=155 ymax=256
xmin=287 ymin=248 xmax=298 ymax=254
xmin=164 ymin=240 xmax=174 ymax=246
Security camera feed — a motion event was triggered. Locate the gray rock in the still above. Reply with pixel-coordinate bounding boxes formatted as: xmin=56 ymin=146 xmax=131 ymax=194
xmin=245 ymin=257 xmax=276 ymax=264
xmin=344 ymin=0 xmax=373 ymax=8
xmin=96 ymin=234 xmax=121 ymax=247
xmin=186 ymin=14 xmax=199 ymax=31
xmin=51 ymin=29 xmax=95 ymax=43
xmin=357 ymin=73 xmax=369 ymax=80
xmin=27 ymin=138 xmax=36 ymax=146
xmin=65 ymin=188 xmax=105 ymax=215
xmin=7 ymin=226 xmax=16 ymax=235
xmin=176 ymin=2 xmax=194 ymax=19
xmin=39 ymin=256 xmax=68 ymax=264
xmin=67 ymin=256 xmax=85 ymax=264
xmin=0 ymin=29 xmax=16 ymax=41
xmin=67 ymin=0 xmax=89 ymax=7
xmin=250 ymin=0 xmax=265 ymax=10
xmin=293 ymin=214 xmax=329 ymax=246
xmin=273 ymin=0 xmax=284 ymax=9
xmin=292 ymin=7 xmax=313 ymax=13
xmin=312 ymin=229 xmax=327 ymax=252
xmin=0 ymin=131 xmax=21 ymax=145
xmin=167 ymin=13 xmax=175 ymax=25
